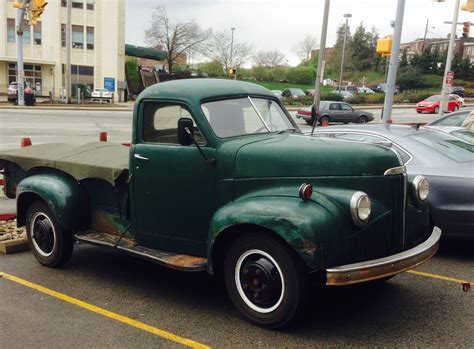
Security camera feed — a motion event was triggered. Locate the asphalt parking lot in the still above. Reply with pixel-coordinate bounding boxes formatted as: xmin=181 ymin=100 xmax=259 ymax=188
xmin=0 ymin=239 xmax=472 ymax=348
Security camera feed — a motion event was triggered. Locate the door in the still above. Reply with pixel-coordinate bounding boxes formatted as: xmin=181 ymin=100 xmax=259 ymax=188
xmin=340 ymin=103 xmax=356 ymax=122
xmin=132 ymin=102 xmax=216 ymax=256
xmin=329 ymin=103 xmax=342 ymax=121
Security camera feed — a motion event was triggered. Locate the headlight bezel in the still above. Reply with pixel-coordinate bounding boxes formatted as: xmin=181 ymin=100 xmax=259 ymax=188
xmin=413 ymin=175 xmax=429 ymax=205
xmin=350 ymin=191 xmax=372 ymax=226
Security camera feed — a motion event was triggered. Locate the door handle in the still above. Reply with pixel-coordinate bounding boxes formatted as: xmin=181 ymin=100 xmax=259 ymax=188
xmin=134 ymin=154 xmax=149 ymax=161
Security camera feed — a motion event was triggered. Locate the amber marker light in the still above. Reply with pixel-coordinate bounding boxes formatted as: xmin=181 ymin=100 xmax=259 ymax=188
xmin=299 ymin=183 xmax=313 ymax=201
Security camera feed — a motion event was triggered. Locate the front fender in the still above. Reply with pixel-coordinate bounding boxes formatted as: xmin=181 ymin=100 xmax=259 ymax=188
xmin=17 ymin=173 xmax=78 ymax=230
xmin=208 ymin=195 xmax=345 ymax=271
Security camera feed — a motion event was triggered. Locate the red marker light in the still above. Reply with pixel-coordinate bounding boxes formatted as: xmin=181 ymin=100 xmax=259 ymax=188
xmin=299 ymin=183 xmax=313 ymax=201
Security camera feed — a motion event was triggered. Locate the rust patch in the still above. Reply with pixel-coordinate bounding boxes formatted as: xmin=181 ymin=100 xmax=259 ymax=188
xmin=302 ymin=240 xmax=318 ymax=255
xmin=93 ymin=210 xmax=122 ymax=236
xmin=164 ymin=254 xmax=207 ymax=268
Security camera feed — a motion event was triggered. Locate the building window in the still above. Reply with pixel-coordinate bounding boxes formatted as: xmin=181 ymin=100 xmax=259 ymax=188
xmin=61 ymin=24 xmax=66 ymax=47
xmin=72 ymin=0 xmax=84 ymax=9
xmin=7 ymin=18 xmax=15 ymax=43
xmin=86 ymin=26 xmax=94 ymax=50
xmin=22 ymin=22 xmax=31 ymax=44
xmin=34 ymin=21 xmax=42 ymax=45
xmin=61 ymin=0 xmax=66 ymax=6
xmin=8 ymin=63 xmax=42 ymax=91
xmin=72 ymin=25 xmax=84 ymax=49
xmin=86 ymin=0 xmax=94 ymax=10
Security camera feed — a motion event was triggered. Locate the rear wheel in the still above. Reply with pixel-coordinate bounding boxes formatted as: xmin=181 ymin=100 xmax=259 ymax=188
xmin=453 ymin=105 xmax=459 ymax=112
xmin=224 ymin=233 xmax=308 ymax=329
xmin=357 ymin=115 xmax=368 ymax=124
xmin=319 ymin=115 xmax=330 ymax=126
xmin=434 ymin=106 xmax=439 ymax=114
xmin=26 ymin=201 xmax=73 ymax=268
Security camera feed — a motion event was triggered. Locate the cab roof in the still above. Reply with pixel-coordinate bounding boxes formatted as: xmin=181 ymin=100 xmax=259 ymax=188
xmin=136 ymin=78 xmax=274 ymax=103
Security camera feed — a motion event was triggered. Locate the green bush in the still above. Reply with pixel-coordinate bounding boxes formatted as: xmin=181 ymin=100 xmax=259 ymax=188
xmin=464 ymin=88 xmax=474 ymax=97
xmin=282 ymin=96 xmax=313 ymax=106
xmin=321 ymin=93 xmax=344 ymax=102
xmin=423 ymin=74 xmax=443 ymax=88
xmin=346 ymin=94 xmax=367 ymax=104
xmin=252 ymin=66 xmax=271 ymax=81
xmin=397 ymin=68 xmax=427 ymax=91
xmin=394 ymin=92 xmax=433 ymax=103
xmin=285 ymin=66 xmax=316 ymax=85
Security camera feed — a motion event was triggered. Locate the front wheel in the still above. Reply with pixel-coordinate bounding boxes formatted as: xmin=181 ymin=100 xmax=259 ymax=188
xmin=319 ymin=115 xmax=330 ymax=126
xmin=453 ymin=105 xmax=459 ymax=112
xmin=224 ymin=234 xmax=308 ymax=329
xmin=434 ymin=106 xmax=439 ymax=114
xmin=357 ymin=115 xmax=368 ymax=124
xmin=26 ymin=201 xmax=73 ymax=268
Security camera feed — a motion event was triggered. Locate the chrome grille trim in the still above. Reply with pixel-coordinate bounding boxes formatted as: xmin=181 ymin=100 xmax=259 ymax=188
xmin=384 ymin=165 xmax=406 ymax=176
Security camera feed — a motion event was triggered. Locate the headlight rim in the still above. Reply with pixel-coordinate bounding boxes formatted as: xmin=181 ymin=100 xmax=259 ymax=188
xmin=413 ymin=175 xmax=429 ymax=204
xmin=350 ymin=191 xmax=372 ymax=226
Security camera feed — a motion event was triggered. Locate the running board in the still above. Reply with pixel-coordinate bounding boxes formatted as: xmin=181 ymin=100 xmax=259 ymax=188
xmin=74 ymin=231 xmax=207 ymax=272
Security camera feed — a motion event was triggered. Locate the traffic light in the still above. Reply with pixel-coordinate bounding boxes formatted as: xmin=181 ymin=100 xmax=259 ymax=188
xmin=12 ymin=0 xmax=23 ymax=8
xmin=462 ymin=22 xmax=471 ymax=38
xmin=30 ymin=0 xmax=48 ymax=25
xmin=229 ymin=67 xmax=236 ymax=77
xmin=376 ymin=36 xmax=393 ymax=56
xmin=461 ymin=0 xmax=474 ymax=12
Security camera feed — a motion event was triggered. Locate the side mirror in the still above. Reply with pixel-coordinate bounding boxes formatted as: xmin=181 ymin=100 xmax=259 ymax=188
xmin=178 ymin=118 xmax=194 ymax=146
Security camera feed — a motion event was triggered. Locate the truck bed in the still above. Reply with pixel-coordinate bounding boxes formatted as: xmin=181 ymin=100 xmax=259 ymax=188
xmin=0 ymin=142 xmax=129 ymax=186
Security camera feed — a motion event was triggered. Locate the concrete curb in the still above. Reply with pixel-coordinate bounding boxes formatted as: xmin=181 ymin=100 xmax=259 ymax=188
xmin=0 ymin=105 xmax=132 ymax=112
xmin=285 ymin=103 xmax=474 ymax=111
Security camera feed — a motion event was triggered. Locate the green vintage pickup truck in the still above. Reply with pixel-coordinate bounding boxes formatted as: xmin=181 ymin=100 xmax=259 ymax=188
xmin=0 ymin=79 xmax=440 ymax=328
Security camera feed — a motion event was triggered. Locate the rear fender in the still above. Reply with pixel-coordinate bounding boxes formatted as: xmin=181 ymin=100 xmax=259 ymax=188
xmin=207 ymin=195 xmax=344 ymax=273
xmin=16 ymin=173 xmax=78 ymax=230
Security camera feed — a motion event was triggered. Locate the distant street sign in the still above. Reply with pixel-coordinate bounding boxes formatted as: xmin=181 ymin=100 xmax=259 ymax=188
xmin=104 ymin=77 xmax=115 ymax=92
xmin=447 ymin=71 xmax=454 ymax=78
xmin=446 ymin=76 xmax=453 ymax=85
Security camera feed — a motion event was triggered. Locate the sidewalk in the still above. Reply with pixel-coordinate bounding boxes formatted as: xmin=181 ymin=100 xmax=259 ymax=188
xmin=0 ymin=101 xmax=134 ymax=111
xmin=286 ymin=102 xmax=474 ymax=112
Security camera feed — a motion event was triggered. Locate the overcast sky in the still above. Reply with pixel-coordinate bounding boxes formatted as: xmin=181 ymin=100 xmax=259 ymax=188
xmin=125 ymin=0 xmax=474 ymax=66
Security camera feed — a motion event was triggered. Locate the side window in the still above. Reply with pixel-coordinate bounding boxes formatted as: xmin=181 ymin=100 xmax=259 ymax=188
xmin=142 ymin=103 xmax=205 ymax=145
xmin=340 ymin=103 xmax=353 ymax=111
xmin=329 ymin=103 xmax=341 ymax=111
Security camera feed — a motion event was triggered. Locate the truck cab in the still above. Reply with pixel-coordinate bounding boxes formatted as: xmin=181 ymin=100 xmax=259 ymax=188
xmin=0 ymin=79 xmax=440 ymax=329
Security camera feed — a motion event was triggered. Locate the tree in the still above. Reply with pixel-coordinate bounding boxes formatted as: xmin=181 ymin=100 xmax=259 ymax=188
xmin=205 ymin=30 xmax=253 ymax=76
xmin=145 ymin=5 xmax=210 ymax=74
xmin=348 ymin=23 xmax=377 ymax=71
xmin=326 ymin=23 xmax=350 ymax=73
xmin=254 ymin=50 xmax=286 ymax=68
xmin=294 ymin=34 xmax=318 ymax=63
xmin=196 ymin=60 xmax=225 ymax=77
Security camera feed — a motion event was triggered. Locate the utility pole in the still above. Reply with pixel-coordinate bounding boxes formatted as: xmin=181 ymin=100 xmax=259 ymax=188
xmin=439 ymin=0 xmax=460 ymax=117
xmin=382 ymin=0 xmax=406 ymax=126
xmin=65 ymin=0 xmax=72 ymax=103
xmin=230 ymin=27 xmax=235 ymax=80
xmin=311 ymin=0 xmax=330 ymax=134
xmin=15 ymin=0 xmax=29 ymax=106
xmin=422 ymin=19 xmax=429 ymax=51
xmin=338 ymin=13 xmax=352 ymax=95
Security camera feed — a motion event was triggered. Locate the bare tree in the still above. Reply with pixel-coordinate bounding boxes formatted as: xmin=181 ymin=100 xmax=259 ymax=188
xmin=294 ymin=34 xmax=318 ymax=62
xmin=205 ymin=30 xmax=253 ymax=76
xmin=254 ymin=50 xmax=286 ymax=68
xmin=145 ymin=6 xmax=210 ymax=73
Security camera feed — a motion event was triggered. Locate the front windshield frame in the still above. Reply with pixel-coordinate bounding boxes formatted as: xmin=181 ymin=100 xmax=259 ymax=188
xmin=201 ymin=96 xmax=298 ymax=139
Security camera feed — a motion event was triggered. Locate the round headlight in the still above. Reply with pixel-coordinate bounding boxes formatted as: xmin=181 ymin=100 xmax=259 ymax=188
xmin=350 ymin=191 xmax=371 ymax=226
xmin=413 ymin=175 xmax=429 ymax=203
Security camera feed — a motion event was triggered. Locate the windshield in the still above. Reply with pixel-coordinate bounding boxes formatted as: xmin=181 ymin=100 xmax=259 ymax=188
xmin=201 ymin=97 xmax=295 ymax=138
xmin=432 ymin=111 xmax=470 ymax=126
xmin=451 ymin=130 xmax=474 ymax=144
xmin=407 ymin=130 xmax=474 ymax=163
xmin=425 ymin=96 xmax=440 ymax=102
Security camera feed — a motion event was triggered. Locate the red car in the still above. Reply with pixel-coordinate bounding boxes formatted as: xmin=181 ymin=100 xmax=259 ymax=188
xmin=416 ymin=95 xmax=462 ymax=114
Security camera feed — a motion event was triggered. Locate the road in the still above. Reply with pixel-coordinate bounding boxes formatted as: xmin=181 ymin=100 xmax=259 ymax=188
xmin=0 ymin=107 xmax=444 ymax=150
xmin=0 ymin=241 xmax=472 ymax=347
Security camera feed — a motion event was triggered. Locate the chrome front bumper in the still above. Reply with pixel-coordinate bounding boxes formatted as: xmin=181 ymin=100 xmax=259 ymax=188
xmin=326 ymin=227 xmax=441 ymax=286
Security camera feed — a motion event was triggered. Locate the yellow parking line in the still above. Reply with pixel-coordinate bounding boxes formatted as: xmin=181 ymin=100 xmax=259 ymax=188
xmin=0 ymin=272 xmax=211 ymax=349
xmin=406 ymin=270 xmax=472 ymax=285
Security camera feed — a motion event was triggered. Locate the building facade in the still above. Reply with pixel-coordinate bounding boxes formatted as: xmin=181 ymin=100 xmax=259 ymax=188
xmin=0 ymin=0 xmax=125 ymax=100
xmin=400 ymin=37 xmax=474 ymax=62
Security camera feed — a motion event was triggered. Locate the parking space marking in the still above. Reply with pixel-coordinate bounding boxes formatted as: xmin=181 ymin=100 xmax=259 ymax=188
xmin=407 ymin=270 xmax=472 ymax=285
xmin=0 ymin=272 xmax=211 ymax=349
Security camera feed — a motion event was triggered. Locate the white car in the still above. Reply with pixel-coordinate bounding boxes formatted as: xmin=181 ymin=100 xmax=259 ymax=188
xmin=450 ymin=94 xmax=465 ymax=106
xmin=91 ymin=88 xmax=112 ymax=103
xmin=358 ymin=87 xmax=375 ymax=94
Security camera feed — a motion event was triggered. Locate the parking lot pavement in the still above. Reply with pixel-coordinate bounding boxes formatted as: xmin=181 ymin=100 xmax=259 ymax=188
xmin=0 ymin=240 xmax=472 ymax=348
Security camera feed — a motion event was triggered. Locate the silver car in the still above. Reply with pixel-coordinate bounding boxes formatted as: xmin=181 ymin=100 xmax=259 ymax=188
xmin=296 ymin=101 xmax=374 ymax=125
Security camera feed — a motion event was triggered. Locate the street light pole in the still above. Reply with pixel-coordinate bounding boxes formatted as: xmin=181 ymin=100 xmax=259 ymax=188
xmin=15 ymin=0 xmax=29 ymax=106
xmin=311 ymin=0 xmax=330 ymax=134
xmin=230 ymin=27 xmax=235 ymax=80
xmin=338 ymin=13 xmax=352 ymax=95
xmin=438 ymin=0 xmax=460 ymax=117
xmin=66 ymin=0 xmax=72 ymax=103
xmin=382 ymin=0 xmax=406 ymax=126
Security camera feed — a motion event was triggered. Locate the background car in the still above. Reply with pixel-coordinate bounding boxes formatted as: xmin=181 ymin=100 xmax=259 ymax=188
xmin=306 ymin=89 xmax=316 ymax=97
xmin=357 ymin=87 xmax=375 ymax=94
xmin=415 ymin=95 xmax=461 ymax=114
xmin=451 ymin=86 xmax=465 ymax=97
xmin=333 ymin=85 xmax=358 ymax=94
xmin=271 ymin=90 xmax=283 ymax=100
xmin=425 ymin=126 xmax=474 ymax=144
xmin=91 ymin=88 xmax=112 ymax=103
xmin=7 ymin=82 xmax=18 ymax=103
xmin=281 ymin=88 xmax=306 ymax=99
xmin=427 ymin=108 xmax=473 ymax=127
xmin=310 ymin=124 xmax=474 ymax=239
xmin=449 ymin=93 xmax=464 ymax=106
xmin=296 ymin=101 xmax=374 ymax=125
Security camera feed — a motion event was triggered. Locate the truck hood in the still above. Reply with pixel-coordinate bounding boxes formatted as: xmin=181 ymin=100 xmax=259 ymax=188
xmin=234 ymin=134 xmax=401 ymax=178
